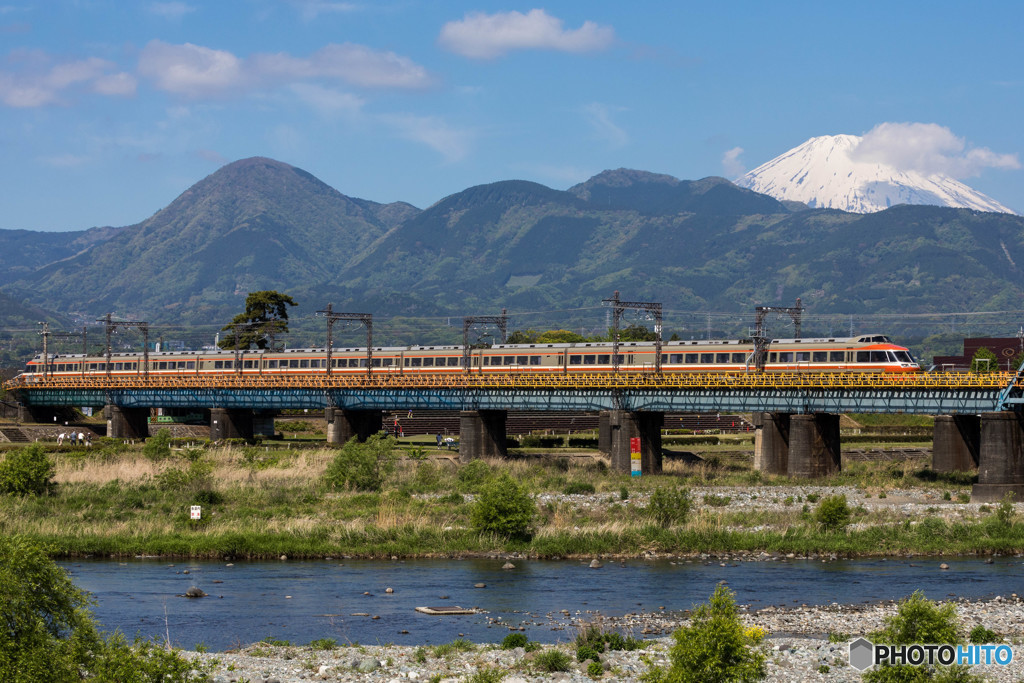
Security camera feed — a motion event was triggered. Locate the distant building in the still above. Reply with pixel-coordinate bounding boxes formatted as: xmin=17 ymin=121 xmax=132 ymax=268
xmin=932 ymin=337 xmax=1024 ymax=371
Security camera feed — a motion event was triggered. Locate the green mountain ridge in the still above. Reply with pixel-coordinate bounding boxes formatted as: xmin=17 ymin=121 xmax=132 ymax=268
xmin=2 ymin=157 xmax=1023 ymax=340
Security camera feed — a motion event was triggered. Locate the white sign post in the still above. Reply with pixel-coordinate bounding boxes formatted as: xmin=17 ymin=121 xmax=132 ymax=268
xmin=190 ymin=505 xmax=201 ymax=520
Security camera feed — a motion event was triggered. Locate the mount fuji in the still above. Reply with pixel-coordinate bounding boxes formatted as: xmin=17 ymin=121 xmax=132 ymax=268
xmin=735 ymin=134 xmax=1017 ymax=215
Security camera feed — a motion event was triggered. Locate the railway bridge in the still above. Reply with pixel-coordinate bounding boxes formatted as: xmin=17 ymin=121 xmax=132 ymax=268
xmin=7 ymin=370 xmax=1024 ymax=502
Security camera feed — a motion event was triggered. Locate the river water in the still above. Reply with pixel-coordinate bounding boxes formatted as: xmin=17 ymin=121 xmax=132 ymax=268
xmin=61 ymin=556 xmax=1023 ymax=651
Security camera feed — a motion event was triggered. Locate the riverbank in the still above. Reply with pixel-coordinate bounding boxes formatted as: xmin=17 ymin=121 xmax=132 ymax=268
xmin=186 ymin=597 xmax=1024 ymax=682
xmin=3 ymin=443 xmax=1021 ymax=559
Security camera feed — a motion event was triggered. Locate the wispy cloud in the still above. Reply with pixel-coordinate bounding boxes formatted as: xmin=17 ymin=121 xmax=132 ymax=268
xmin=851 ymin=122 xmax=1020 ymax=178
xmin=439 ymin=9 xmax=614 ymax=59
xmin=137 ymin=40 xmax=432 ymax=99
xmin=0 ymin=50 xmax=135 ymax=106
xmin=583 ymin=102 xmax=627 ymax=148
xmin=289 ymin=83 xmax=364 ymax=115
xmin=380 ymin=113 xmax=474 ymax=162
xmin=722 ymin=146 xmax=745 ymax=178
xmin=286 ymin=0 xmax=359 ymax=21
xmin=148 ymin=2 xmax=196 ymax=20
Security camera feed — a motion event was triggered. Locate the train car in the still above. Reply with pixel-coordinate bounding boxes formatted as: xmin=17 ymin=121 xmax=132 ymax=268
xmin=17 ymin=334 xmax=919 ymax=381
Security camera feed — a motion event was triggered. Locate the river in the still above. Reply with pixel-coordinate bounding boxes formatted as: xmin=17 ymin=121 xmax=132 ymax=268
xmin=61 ymin=556 xmax=1022 ymax=651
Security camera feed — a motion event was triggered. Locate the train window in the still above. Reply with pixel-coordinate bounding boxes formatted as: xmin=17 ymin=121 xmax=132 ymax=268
xmin=569 ymin=355 xmax=582 ymax=365
xmin=670 ymin=354 xmax=684 ymax=363
xmin=768 ymin=353 xmax=776 ymax=363
xmin=309 ymin=359 xmax=319 ymax=368
xmin=530 ymin=356 xmax=541 ymax=365
xmin=346 ymin=359 xmax=357 ymax=367
xmin=685 ymin=353 xmax=698 ymax=364
xmin=796 ymin=352 xmax=810 ymax=362
xmin=268 ymin=360 xmax=278 ymax=368
xmin=403 ymin=358 xmax=410 ymax=367
xmin=214 ymin=360 xmax=224 ymax=369
xmin=186 ymin=361 xmax=195 ymax=369
xmin=813 ymin=352 xmax=827 ymax=362
xmin=372 ymin=358 xmax=382 ymax=367
xmin=411 ymin=357 xmax=422 ymax=367
xmin=297 ymin=359 xmax=307 ymax=368
xmin=423 ymin=357 xmax=434 ymax=367
xmin=871 ymin=351 xmax=887 ymax=362
xmin=289 ymin=359 xmax=299 ymax=368
xmin=731 ymin=353 xmax=746 ymax=363
xmin=830 ymin=352 xmax=845 ymax=362
xmin=482 ymin=357 xmax=491 ymax=366
xmin=243 ymin=360 xmax=253 ymax=368
xmin=358 ymin=359 xmax=368 ymax=367
xmin=583 ymin=355 xmax=596 ymax=364
xmin=895 ymin=351 xmax=913 ymax=363
xmin=856 ymin=351 xmax=869 ymax=362
xmin=156 ymin=362 xmax=165 ymax=370
xmin=517 ymin=356 xmax=528 ymax=364
xmin=448 ymin=357 xmax=459 ymax=366
xmin=716 ymin=353 xmax=729 ymax=363
xmin=700 ymin=353 xmax=714 ymax=363
xmin=597 ymin=354 xmax=610 ymax=364
xmin=778 ymin=352 xmax=793 ymax=362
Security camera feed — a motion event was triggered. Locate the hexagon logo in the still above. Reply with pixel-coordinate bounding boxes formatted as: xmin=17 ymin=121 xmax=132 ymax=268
xmin=849 ymin=637 xmax=875 ymax=671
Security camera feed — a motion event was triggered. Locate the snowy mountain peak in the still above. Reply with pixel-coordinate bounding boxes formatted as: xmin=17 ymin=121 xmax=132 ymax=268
xmin=735 ymin=134 xmax=1017 ymax=214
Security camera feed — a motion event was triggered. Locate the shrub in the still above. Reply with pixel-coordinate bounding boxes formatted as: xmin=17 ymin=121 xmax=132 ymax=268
xmin=587 ymin=660 xmax=604 ymax=678
xmin=432 ymin=638 xmax=475 ymax=657
xmin=500 ymin=633 xmax=529 ymax=650
xmin=703 ymin=494 xmax=731 ymax=507
xmin=646 ymin=486 xmax=692 ymax=528
xmin=0 ymin=535 xmax=211 ymax=682
xmin=323 ymin=433 xmax=397 ymax=492
xmin=577 ymin=644 xmax=602 ymax=662
xmin=620 ymin=486 xmax=629 ymax=500
xmin=814 ymin=494 xmax=851 ymax=532
xmin=654 ymin=585 xmax=767 ymax=683
xmin=471 ymin=473 xmax=536 ymax=540
xmin=456 ymin=459 xmax=491 ymax=490
xmin=969 ymin=624 xmax=1000 ymax=643
xmin=0 ymin=443 xmax=56 ymax=496
xmin=308 ymin=637 xmax=337 ymax=650
xmin=469 ymin=668 xmax=506 ymax=683
xmin=863 ymin=591 xmax=973 ymax=683
xmin=534 ymin=649 xmax=572 ymax=672
xmin=143 ymin=428 xmax=173 ymax=461
xmin=564 ymin=481 xmax=596 ymax=495
xmin=994 ymin=491 xmax=1016 ymax=528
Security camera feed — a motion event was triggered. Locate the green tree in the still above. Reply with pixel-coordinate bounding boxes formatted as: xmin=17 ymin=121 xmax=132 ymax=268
xmin=218 ymin=290 xmax=297 ymax=350
xmin=471 ymin=472 xmax=536 ymax=540
xmin=970 ymin=347 xmax=999 ymax=373
xmin=0 ymin=443 xmax=56 ymax=496
xmin=652 ymin=585 xmax=767 ymax=683
xmin=323 ymin=432 xmax=397 ymax=492
xmin=616 ymin=323 xmax=660 ymax=342
xmin=536 ymin=329 xmax=585 ymax=343
xmin=0 ymin=535 xmax=211 ymax=682
xmin=814 ymin=494 xmax=851 ymax=532
xmin=506 ymin=329 xmax=540 ymax=344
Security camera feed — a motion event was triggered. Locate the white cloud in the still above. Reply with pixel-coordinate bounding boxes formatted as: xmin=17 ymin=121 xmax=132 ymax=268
xmin=148 ymin=2 xmax=196 ymax=20
xmin=583 ymin=102 xmax=627 ymax=148
xmin=0 ymin=52 xmax=132 ymax=107
xmin=138 ymin=40 xmax=431 ymax=98
xmin=722 ymin=146 xmax=745 ymax=178
xmin=381 ymin=113 xmax=473 ymax=162
xmin=138 ymin=41 xmax=246 ymax=98
xmin=439 ymin=9 xmax=614 ymax=59
xmin=93 ymin=71 xmax=137 ymax=96
xmin=851 ymin=122 xmax=1020 ymax=178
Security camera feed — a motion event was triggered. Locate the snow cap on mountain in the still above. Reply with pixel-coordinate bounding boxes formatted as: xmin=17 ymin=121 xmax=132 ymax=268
xmin=735 ymin=133 xmax=1017 ymax=215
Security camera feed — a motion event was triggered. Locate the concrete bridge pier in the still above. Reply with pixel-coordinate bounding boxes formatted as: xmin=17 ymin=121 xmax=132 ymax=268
xmin=933 ymin=415 xmax=980 ymax=472
xmin=210 ymin=408 xmax=255 ymax=442
xmin=788 ymin=413 xmax=841 ymax=478
xmin=605 ymin=410 xmax=663 ymax=475
xmin=325 ymin=408 xmax=383 ymax=445
xmin=459 ymin=410 xmax=507 ymax=463
xmin=105 ymin=405 xmax=150 ymax=439
xmin=972 ymin=412 xmax=1024 ymax=503
xmin=753 ymin=412 xmax=790 ymax=475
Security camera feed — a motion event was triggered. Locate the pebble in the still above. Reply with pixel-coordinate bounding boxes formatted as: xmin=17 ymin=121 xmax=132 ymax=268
xmin=187 ymin=597 xmax=1024 ymax=682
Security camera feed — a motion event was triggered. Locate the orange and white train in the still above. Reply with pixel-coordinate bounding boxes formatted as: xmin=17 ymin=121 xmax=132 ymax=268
xmin=19 ymin=334 xmax=919 ymax=379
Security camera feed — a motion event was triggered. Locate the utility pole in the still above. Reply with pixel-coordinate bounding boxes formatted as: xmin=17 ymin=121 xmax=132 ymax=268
xmin=37 ymin=322 xmax=49 ymax=378
xmin=751 ymin=298 xmax=804 ymax=371
xmin=316 ymin=304 xmax=373 ymax=377
xmin=602 ymin=291 xmax=663 ymax=373
xmin=97 ymin=313 xmax=149 ymax=377
xmin=462 ymin=309 xmax=507 ymax=373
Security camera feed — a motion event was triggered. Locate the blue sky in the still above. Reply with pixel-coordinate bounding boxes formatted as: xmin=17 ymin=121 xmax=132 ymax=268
xmin=2 ymin=0 xmax=1023 ymax=231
